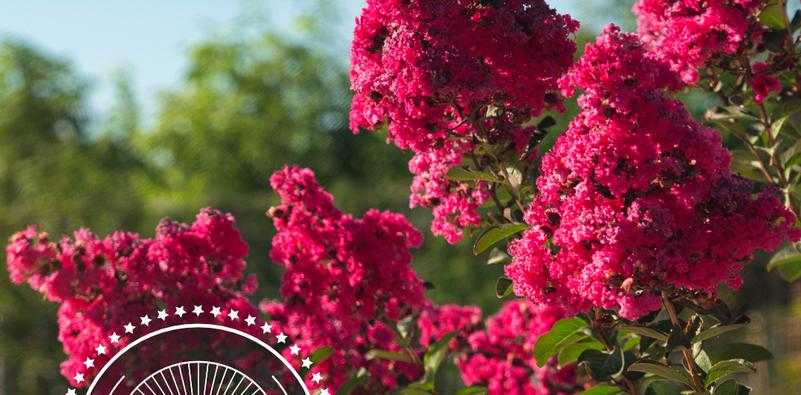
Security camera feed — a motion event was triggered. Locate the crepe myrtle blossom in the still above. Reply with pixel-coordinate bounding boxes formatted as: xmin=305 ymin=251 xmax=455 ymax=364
xmin=262 ymin=165 xmax=429 ymax=392
xmin=506 ymin=25 xmax=800 ymax=320
xmin=634 ymin=0 xmax=764 ymax=84
xmin=751 ymin=61 xmax=782 ymax=103
xmin=7 ymin=209 xmax=258 ymax=385
xmin=420 ymin=301 xmax=581 ymax=395
xmin=350 ymin=0 xmax=578 ymax=243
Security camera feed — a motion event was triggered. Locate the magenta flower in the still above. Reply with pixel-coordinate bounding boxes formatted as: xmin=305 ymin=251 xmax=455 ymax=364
xmin=350 ymin=0 xmax=578 ymax=242
xmin=506 ymin=25 xmax=799 ymax=320
xmin=634 ymin=0 xmax=763 ymax=84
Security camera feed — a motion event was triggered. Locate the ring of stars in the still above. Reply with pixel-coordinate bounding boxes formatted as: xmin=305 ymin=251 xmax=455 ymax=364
xmin=62 ymin=303 xmax=331 ymax=395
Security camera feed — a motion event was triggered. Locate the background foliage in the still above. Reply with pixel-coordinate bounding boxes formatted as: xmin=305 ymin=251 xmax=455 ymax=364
xmin=1 ymin=1 xmax=799 ymax=394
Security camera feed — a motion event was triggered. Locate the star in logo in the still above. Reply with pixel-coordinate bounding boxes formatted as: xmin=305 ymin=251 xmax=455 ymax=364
xmin=124 ymin=322 xmax=135 ymax=334
xmin=211 ymin=306 xmax=222 ymax=318
xmin=65 ymin=389 xmax=76 ymax=395
xmin=261 ymin=322 xmax=273 ymax=334
xmin=245 ymin=315 xmax=256 ymax=326
xmin=109 ymin=332 xmax=121 ymax=344
xmin=140 ymin=315 xmax=152 ymax=327
xmin=311 ymin=372 xmax=323 ymax=384
xmin=174 ymin=306 xmax=186 ymax=317
xmin=289 ymin=344 xmax=301 ymax=355
xmin=192 ymin=305 xmax=204 ymax=316
xmin=73 ymin=372 xmax=84 ymax=384
xmin=301 ymin=357 xmax=313 ymax=369
xmin=95 ymin=344 xmax=107 ymax=355
xmin=228 ymin=309 xmax=240 ymax=320
xmin=320 ymin=388 xmax=331 ymax=395
xmin=157 ymin=309 xmax=168 ymax=321
xmin=276 ymin=333 xmax=288 ymax=343
xmin=83 ymin=358 xmax=94 ymax=369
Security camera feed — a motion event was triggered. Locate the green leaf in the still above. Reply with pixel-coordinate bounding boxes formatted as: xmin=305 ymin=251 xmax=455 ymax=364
xmin=310 ymin=346 xmax=334 ymax=364
xmin=666 ymin=328 xmax=691 ymax=352
xmin=534 ymin=317 xmax=588 ymax=367
xmin=423 ymin=331 xmax=458 ymax=383
xmin=622 ymin=336 xmax=640 ymax=352
xmin=578 ymin=384 xmax=624 ymax=395
xmin=394 ymin=382 xmax=435 ymax=395
xmin=336 ymin=375 xmax=368 ymax=395
xmin=455 ymin=386 xmax=489 ymax=395
xmin=495 ymin=277 xmax=513 ymax=298
xmin=446 ymin=167 xmax=496 ymax=182
xmin=713 ymin=380 xmax=752 ymax=395
xmin=644 ymin=380 xmax=682 ymax=395
xmin=695 ymin=350 xmax=713 ymax=373
xmin=578 ymin=347 xmax=625 ymax=381
xmin=705 ymin=359 xmax=755 ymax=387
xmin=779 ymin=258 xmax=801 ymax=281
xmin=768 ymin=243 xmax=801 ymax=281
xmin=366 ymin=349 xmax=414 ymax=363
xmin=473 ymin=224 xmax=528 ymax=255
xmin=706 ymin=342 xmax=773 ymax=363
xmin=619 ymin=326 xmax=669 ymax=342
xmin=759 ymin=1 xmax=787 ymax=30
xmin=559 ymin=340 xmax=604 ymax=366
xmin=538 ymin=115 xmax=557 ymax=129
xmin=628 ymin=361 xmax=693 ymax=387
xmin=486 ymin=248 xmax=510 ymax=265
xmin=692 ymin=323 xmax=747 ymax=343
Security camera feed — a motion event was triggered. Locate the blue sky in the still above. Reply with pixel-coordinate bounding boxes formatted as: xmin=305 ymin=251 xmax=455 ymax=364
xmin=0 ymin=1 xmax=598 ymax=125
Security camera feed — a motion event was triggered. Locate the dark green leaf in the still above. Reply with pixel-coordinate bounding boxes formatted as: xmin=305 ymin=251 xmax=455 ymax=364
xmin=534 ymin=317 xmax=588 ymax=367
xmin=455 ymin=386 xmax=489 ymax=395
xmin=394 ymin=383 xmax=435 ymax=395
xmin=495 ymin=277 xmax=513 ymax=298
xmin=762 ymin=29 xmax=786 ymax=52
xmin=473 ymin=224 xmax=528 ymax=255
xmin=394 ymin=382 xmax=435 ymax=395
xmin=336 ymin=375 xmax=368 ymax=395
xmin=577 ymin=384 xmax=624 ymax=395
xmin=628 ymin=361 xmax=693 ymax=387
xmin=619 ymin=326 xmax=669 ymax=342
xmin=667 ymin=328 xmax=691 ymax=351
xmin=366 ymin=349 xmax=414 ymax=363
xmin=713 ymin=380 xmax=751 ymax=395
xmin=792 ymin=9 xmax=801 ymax=30
xmin=644 ymin=380 xmax=682 ymax=395
xmin=558 ymin=340 xmax=604 ymax=366
xmin=692 ymin=323 xmax=747 ymax=343
xmin=447 ymin=167 xmax=496 ymax=182
xmin=706 ymin=342 xmax=773 ymax=363
xmin=578 ymin=347 xmax=625 ymax=381
xmin=538 ymin=116 xmax=557 ymax=129
xmin=310 ymin=346 xmax=334 ymax=364
xmin=705 ymin=359 xmax=755 ymax=387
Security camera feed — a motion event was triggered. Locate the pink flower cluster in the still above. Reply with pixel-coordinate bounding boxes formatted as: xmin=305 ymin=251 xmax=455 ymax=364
xmin=421 ymin=301 xmax=580 ymax=394
xmin=350 ymin=0 xmax=578 ymax=243
xmin=751 ymin=61 xmax=782 ymax=103
xmin=634 ymin=0 xmax=763 ymax=84
xmin=506 ymin=25 xmax=799 ymax=320
xmin=6 ymin=209 xmax=258 ymax=385
xmin=262 ymin=166 xmax=429 ymax=392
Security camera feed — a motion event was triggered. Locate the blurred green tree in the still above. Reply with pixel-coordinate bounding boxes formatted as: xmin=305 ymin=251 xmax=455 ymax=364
xmin=0 ymin=41 xmax=146 ymax=394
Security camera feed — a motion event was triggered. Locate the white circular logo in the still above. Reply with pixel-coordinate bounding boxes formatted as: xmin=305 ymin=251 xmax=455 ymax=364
xmin=64 ymin=306 xmax=331 ymax=395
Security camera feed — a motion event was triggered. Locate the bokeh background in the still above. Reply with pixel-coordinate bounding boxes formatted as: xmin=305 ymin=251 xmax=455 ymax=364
xmin=0 ymin=1 xmax=798 ymax=393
